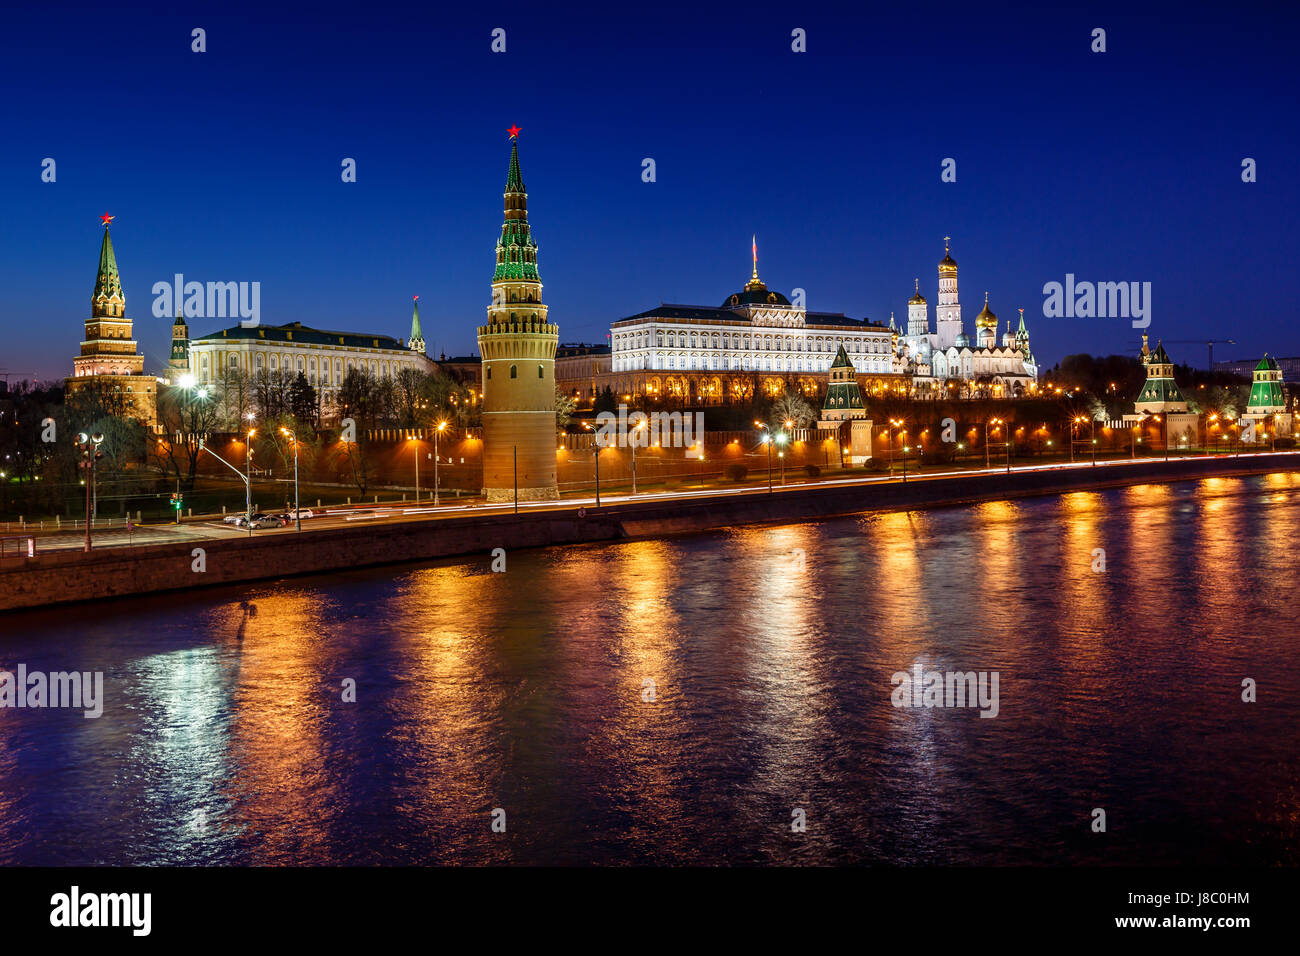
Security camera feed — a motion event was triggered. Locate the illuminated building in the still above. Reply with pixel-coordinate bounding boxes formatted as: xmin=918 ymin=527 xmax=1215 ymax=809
xmin=477 ymin=130 xmax=560 ymax=501
xmin=65 ymin=216 xmax=157 ymax=426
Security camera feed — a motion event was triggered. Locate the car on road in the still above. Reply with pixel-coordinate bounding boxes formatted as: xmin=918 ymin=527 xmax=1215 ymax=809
xmin=251 ymin=515 xmax=286 ymax=529
xmin=231 ymin=512 xmax=272 ymax=528
xmin=221 ymin=514 xmax=242 ymax=525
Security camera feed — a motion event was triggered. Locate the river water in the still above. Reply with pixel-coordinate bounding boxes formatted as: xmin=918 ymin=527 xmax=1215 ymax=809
xmin=2 ymin=474 xmax=1298 ymax=865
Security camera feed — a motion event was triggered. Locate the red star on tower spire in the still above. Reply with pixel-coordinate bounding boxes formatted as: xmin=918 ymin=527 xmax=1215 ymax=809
xmin=99 ymin=212 xmax=115 ymax=226
xmin=507 ymin=124 xmax=521 ymax=139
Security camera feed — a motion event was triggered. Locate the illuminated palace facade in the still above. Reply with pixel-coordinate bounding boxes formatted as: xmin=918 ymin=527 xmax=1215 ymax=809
xmin=608 ymin=244 xmax=902 ymax=405
xmin=605 ymin=239 xmax=1038 ymax=405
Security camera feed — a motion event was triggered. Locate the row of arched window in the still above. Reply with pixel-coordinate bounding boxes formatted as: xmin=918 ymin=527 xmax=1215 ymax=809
xmin=613 ymin=330 xmax=890 ymax=354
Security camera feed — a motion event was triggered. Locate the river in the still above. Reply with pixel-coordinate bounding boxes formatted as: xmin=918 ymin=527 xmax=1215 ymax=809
xmin=2 ymin=473 xmax=1298 ymax=865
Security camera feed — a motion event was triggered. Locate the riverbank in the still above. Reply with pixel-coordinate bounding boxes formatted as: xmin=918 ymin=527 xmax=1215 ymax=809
xmin=2 ymin=453 xmax=1297 ymax=613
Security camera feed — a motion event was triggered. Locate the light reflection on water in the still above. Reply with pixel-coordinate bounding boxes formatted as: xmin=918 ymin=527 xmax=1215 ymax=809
xmin=1 ymin=474 xmax=1297 ymax=865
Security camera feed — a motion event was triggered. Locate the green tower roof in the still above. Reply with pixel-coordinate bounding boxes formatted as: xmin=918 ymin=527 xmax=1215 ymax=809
xmin=494 ymin=139 xmax=540 ymax=283
xmin=1255 ymin=353 xmax=1280 ymax=372
xmin=410 ymin=297 xmax=424 ymax=341
xmin=1149 ymin=341 xmax=1172 ymax=364
xmin=506 ymin=140 xmax=525 ymax=193
xmin=830 ymin=343 xmax=853 ymax=369
xmin=92 ymin=225 xmax=123 ymax=311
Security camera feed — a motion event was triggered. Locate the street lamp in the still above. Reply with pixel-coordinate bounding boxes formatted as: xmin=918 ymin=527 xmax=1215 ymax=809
xmin=985 ymin=417 xmax=1002 ymax=470
xmin=76 ymin=431 xmax=104 ymax=552
xmin=631 ymin=418 xmax=648 ymax=494
xmin=889 ymin=418 xmax=904 ymax=477
xmin=244 ymin=425 xmax=255 ymax=535
xmin=583 ymin=421 xmax=602 ymax=507
xmin=434 ymin=420 xmax=448 ymax=505
xmin=756 ymin=422 xmax=774 ymax=492
xmin=408 ymin=434 xmax=420 ymax=503
xmin=280 ymin=427 xmax=301 ymax=531
xmin=776 ymin=430 xmax=788 ymax=485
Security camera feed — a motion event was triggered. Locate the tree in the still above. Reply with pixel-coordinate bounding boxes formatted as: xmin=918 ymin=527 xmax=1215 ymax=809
xmin=218 ymin=367 xmax=254 ymax=430
xmin=594 ymin=385 xmax=617 ymax=415
xmin=769 ymin=390 xmax=816 ymax=430
xmin=154 ymin=382 xmax=223 ymax=488
xmin=288 ymin=372 xmax=318 ymax=429
xmin=555 ymin=388 xmax=577 ymax=429
xmin=337 ymin=368 xmax=385 ymax=496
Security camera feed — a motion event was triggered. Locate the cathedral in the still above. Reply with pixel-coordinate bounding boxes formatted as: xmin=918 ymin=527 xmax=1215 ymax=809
xmin=897 ymin=239 xmax=1038 ymax=397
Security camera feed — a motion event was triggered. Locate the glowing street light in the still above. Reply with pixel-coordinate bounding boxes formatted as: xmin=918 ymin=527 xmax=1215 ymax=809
xmin=280 ymin=426 xmax=301 ymax=531
xmin=434 ymin=420 xmax=448 ymax=506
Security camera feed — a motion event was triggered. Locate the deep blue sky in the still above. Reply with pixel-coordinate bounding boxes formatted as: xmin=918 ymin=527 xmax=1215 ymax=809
xmin=4 ymin=1 xmax=1296 ymax=382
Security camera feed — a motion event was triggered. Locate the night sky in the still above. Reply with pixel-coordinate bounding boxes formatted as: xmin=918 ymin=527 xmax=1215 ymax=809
xmin=4 ymin=1 xmax=1296 ymax=382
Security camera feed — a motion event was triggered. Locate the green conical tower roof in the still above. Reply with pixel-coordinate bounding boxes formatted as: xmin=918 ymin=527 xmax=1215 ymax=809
xmin=92 ymin=224 xmax=123 ymax=315
xmin=823 ymin=344 xmax=864 ymax=412
xmin=494 ymin=136 xmax=540 ymax=283
xmin=1149 ymin=341 xmax=1172 ymax=364
xmin=506 ymin=139 xmax=525 ymax=192
xmin=410 ymin=296 xmax=424 ymax=341
xmin=1247 ymin=353 xmax=1284 ymax=411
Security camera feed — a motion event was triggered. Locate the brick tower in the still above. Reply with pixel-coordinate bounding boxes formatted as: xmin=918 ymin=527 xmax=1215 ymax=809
xmin=477 ymin=129 xmax=559 ymax=502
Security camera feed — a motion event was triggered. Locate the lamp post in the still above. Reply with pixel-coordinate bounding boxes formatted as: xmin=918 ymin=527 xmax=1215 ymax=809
xmin=280 ymin=427 xmax=301 ymax=531
xmin=985 ymin=417 xmax=1002 ymax=470
xmin=408 ymin=434 xmax=420 ymax=502
xmin=199 ymin=433 xmax=254 ymax=538
xmin=888 ymin=418 xmax=903 ymax=476
xmin=631 ymin=418 xmax=647 ymax=494
xmin=776 ymin=430 xmax=788 ymax=485
xmin=76 ymin=432 xmax=104 ymax=552
xmin=434 ymin=420 xmax=447 ymax=505
xmin=583 ymin=421 xmax=602 ymax=507
xmin=243 ymin=418 xmax=255 ymax=536
xmin=756 ymin=421 xmax=773 ymax=492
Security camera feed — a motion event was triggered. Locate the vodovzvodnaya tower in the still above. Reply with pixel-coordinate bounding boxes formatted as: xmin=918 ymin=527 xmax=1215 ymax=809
xmin=477 ymin=129 xmax=560 ymax=501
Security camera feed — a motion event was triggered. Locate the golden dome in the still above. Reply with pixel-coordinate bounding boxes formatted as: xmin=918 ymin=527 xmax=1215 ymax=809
xmin=975 ymin=292 xmax=997 ymax=329
xmin=908 ymin=278 xmax=926 ymax=304
xmin=938 ymin=236 xmax=957 ymax=273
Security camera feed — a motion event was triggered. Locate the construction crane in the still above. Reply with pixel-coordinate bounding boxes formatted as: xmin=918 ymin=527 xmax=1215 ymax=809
xmin=1128 ymin=338 xmax=1235 ymax=371
xmin=1163 ymin=339 xmax=1236 ymax=371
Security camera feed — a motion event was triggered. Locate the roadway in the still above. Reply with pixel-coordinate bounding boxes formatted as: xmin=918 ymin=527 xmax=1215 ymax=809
xmin=23 ymin=450 xmax=1295 ymax=553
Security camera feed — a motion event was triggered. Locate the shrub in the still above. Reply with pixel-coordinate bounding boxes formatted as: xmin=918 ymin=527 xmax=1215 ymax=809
xmin=803 ymin=464 xmax=821 ymax=477
xmin=724 ymin=464 xmax=748 ymax=482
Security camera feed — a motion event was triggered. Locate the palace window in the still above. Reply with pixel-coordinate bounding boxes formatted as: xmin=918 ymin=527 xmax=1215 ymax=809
xmin=538 ymin=365 xmax=544 ymax=378
xmin=510 ymin=365 xmax=517 ymax=378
